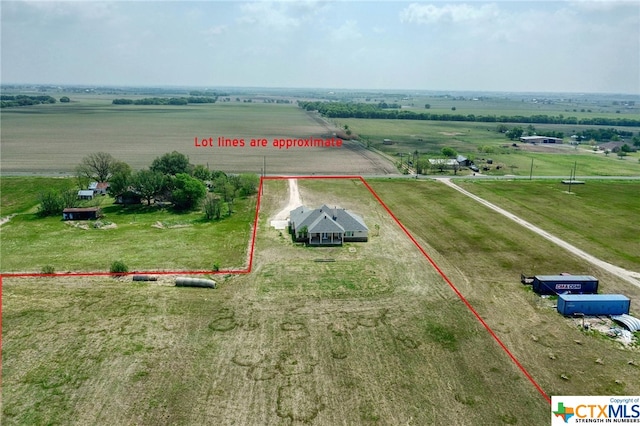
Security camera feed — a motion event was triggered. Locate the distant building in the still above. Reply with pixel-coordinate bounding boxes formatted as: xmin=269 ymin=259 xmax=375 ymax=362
xmin=383 ymin=139 xmax=393 ymax=145
xmin=77 ymin=190 xmax=94 ymax=200
xmin=456 ymin=155 xmax=470 ymax=167
xmin=89 ymin=181 xmax=110 ymax=195
xmin=520 ymin=136 xmax=563 ymax=144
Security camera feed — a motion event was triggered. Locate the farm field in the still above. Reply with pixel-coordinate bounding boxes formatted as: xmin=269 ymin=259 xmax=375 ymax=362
xmin=332 ymin=118 xmax=640 ymax=176
xmin=0 ymin=99 xmax=396 ymax=176
xmin=3 ymin=178 xmax=639 ymax=425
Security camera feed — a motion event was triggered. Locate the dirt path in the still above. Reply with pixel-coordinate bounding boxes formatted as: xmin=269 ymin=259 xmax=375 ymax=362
xmin=0 ymin=214 xmax=16 ymax=227
xmin=438 ymin=178 xmax=640 ymax=289
xmin=270 ymin=179 xmax=303 ymax=229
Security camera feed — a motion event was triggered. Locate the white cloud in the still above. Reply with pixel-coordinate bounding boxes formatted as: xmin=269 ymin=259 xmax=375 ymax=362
xmin=238 ymin=1 xmax=327 ymax=30
xmin=203 ymin=25 xmax=228 ymax=36
xmin=399 ymin=3 xmax=500 ymax=24
xmin=330 ymin=20 xmax=362 ymax=42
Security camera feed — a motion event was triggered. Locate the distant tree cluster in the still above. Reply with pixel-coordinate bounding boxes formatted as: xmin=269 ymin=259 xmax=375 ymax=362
xmin=298 ymin=101 xmax=640 ymax=127
xmin=1 ymin=95 xmax=56 ymax=108
xmin=112 ymin=96 xmax=217 ymax=105
xmin=71 ymin=151 xmax=259 ymax=216
xmin=573 ymin=128 xmax=634 ymax=142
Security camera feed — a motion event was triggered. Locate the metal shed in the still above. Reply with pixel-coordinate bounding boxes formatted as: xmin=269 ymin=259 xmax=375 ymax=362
xmin=557 ymin=294 xmax=630 ymax=316
xmin=532 ymin=275 xmax=598 ymax=295
xmin=611 ymin=314 xmax=640 ymax=332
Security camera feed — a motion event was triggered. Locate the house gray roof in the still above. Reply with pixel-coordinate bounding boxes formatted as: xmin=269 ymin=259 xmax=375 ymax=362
xmin=308 ymin=212 xmax=344 ymax=233
xmin=290 ymin=205 xmax=368 ymax=234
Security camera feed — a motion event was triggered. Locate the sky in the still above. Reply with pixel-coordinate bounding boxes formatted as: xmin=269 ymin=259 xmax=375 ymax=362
xmin=1 ymin=0 xmax=639 ymax=94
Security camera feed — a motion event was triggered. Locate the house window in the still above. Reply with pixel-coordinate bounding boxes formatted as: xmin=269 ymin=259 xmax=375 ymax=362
xmin=345 ymin=231 xmax=354 ymax=237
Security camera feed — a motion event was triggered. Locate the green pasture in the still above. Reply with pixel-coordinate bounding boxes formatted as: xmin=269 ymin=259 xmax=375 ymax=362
xmin=4 ymin=177 xmax=639 ymax=425
xmin=333 ymin=118 xmax=640 ymax=176
xmin=366 ymin=179 xmax=640 ymax=396
xmin=1 ymin=177 xmax=77 ymax=216
xmin=0 ymin=178 xmax=256 ymax=273
xmin=456 ymin=180 xmax=640 ymax=270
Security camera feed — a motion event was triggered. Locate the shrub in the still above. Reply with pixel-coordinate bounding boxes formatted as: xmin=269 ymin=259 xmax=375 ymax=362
xmin=41 ymin=265 xmax=55 ymax=275
xmin=110 ymin=260 xmax=129 ymax=276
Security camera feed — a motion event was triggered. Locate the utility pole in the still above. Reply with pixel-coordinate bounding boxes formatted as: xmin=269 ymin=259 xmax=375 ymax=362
xmin=529 ymin=158 xmax=534 ymax=180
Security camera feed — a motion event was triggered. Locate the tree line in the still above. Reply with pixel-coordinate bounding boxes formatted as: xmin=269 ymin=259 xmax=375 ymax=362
xmin=112 ymin=96 xmax=217 ymax=105
xmin=1 ymin=95 xmax=57 ymax=108
xmin=297 ymin=101 xmax=640 ymax=127
xmin=38 ymin=151 xmax=259 ymax=220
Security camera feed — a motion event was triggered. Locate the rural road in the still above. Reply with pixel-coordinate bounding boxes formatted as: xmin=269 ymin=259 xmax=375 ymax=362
xmin=438 ymin=178 xmax=640 ymax=289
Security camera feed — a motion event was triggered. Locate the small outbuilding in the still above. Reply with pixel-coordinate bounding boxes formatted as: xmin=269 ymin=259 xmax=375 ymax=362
xmin=77 ymin=190 xmax=94 ymax=200
xmin=62 ymin=207 xmax=101 ymax=220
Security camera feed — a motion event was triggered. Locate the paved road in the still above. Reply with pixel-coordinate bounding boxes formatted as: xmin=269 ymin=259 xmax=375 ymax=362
xmin=438 ymin=178 xmax=640 ymax=289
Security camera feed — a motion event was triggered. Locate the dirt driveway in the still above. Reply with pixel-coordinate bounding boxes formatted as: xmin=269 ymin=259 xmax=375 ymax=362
xmin=270 ymin=178 xmax=303 ymax=229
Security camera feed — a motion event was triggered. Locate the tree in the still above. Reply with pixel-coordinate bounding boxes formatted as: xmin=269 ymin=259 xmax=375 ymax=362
xmin=108 ymin=168 xmax=133 ymax=198
xmin=237 ymin=173 xmax=259 ymax=196
xmin=221 ymin=183 xmax=236 ymax=215
xmin=451 ymin=106 xmax=456 ymax=111
xmin=192 ymin=164 xmax=211 ymax=181
xmin=632 ymin=136 xmax=640 ymax=148
xmin=151 ymin=151 xmax=192 ymax=176
xmin=171 ymin=173 xmax=206 ymax=210
xmin=506 ymin=126 xmax=524 ymax=140
xmin=203 ymin=194 xmax=223 ymax=220
xmin=133 ymin=169 xmax=165 ymax=205
xmin=76 ymin=152 xmax=119 ymax=182
xmin=424 ymin=104 xmax=431 ymax=109
xmin=37 ymin=190 xmax=64 ymax=217
xmin=441 ymin=147 xmax=457 ymax=158
xmin=60 ymin=96 xmax=70 ymax=103
xmin=617 ymin=151 xmax=627 ymax=160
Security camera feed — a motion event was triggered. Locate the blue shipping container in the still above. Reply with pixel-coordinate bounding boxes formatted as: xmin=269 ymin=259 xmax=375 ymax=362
xmin=532 ymin=275 xmax=598 ymax=295
xmin=557 ymin=294 xmax=630 ymax=316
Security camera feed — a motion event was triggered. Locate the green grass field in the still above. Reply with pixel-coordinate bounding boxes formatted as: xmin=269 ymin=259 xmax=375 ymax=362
xmin=456 ymin=180 xmax=640 ymax=270
xmin=3 ymin=178 xmax=639 ymax=425
xmin=0 ymin=177 xmax=256 ymax=273
xmin=2 ymin=93 xmax=639 ymax=425
xmin=332 ymin=118 xmax=640 ymax=176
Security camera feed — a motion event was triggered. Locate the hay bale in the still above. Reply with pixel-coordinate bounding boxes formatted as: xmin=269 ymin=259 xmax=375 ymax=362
xmin=175 ymin=277 xmax=216 ymax=289
xmin=132 ymin=275 xmax=157 ymax=282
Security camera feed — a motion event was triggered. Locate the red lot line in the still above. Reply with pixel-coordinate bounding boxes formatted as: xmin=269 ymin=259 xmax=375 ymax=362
xmin=1 ymin=175 xmax=551 ymax=405
xmin=357 ymin=177 xmax=551 ymax=405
